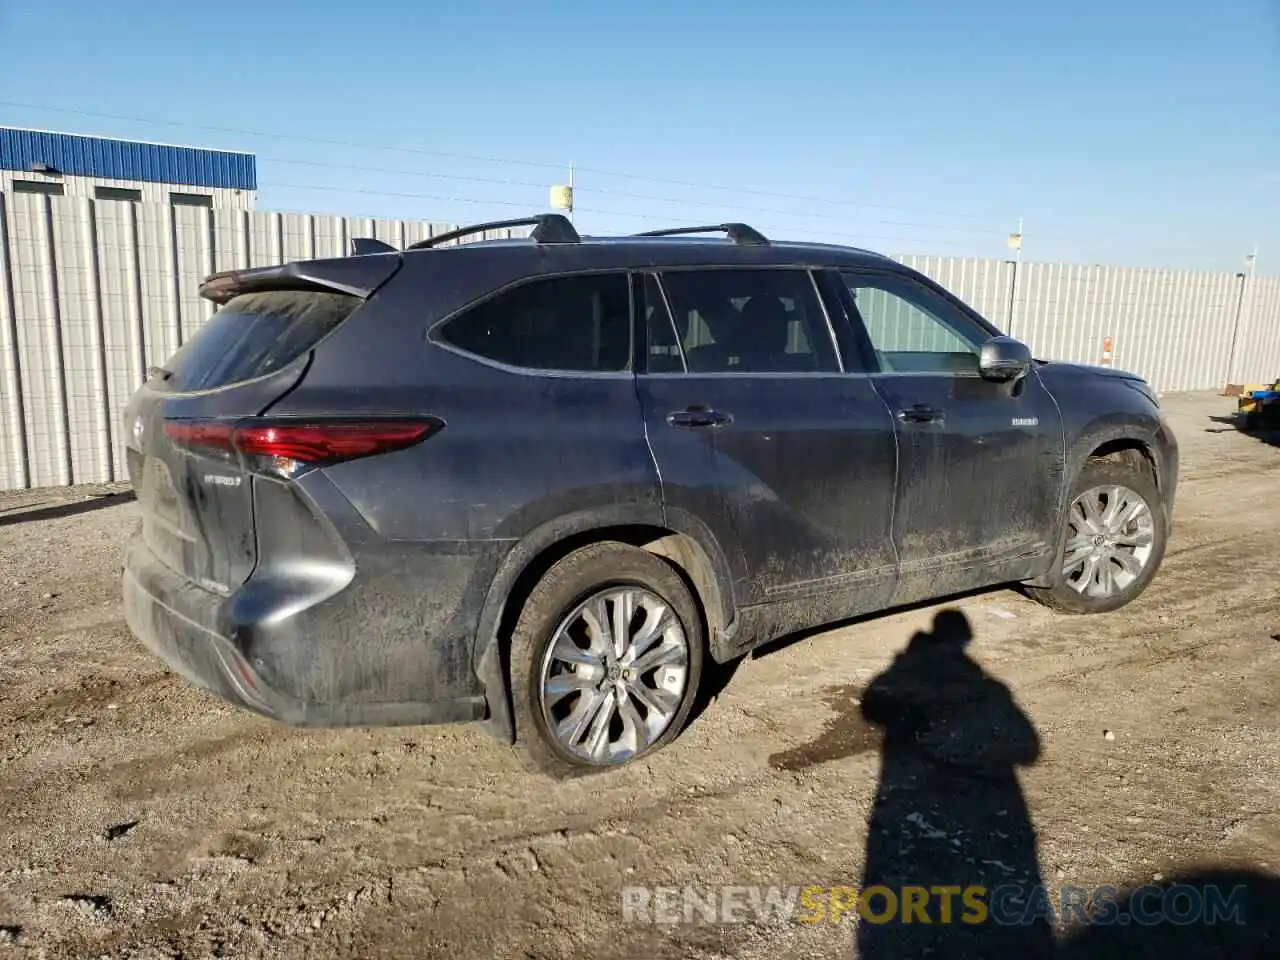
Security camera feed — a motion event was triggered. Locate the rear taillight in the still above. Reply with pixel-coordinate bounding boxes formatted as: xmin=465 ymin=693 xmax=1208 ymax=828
xmin=165 ymin=418 xmax=441 ymax=478
xmin=164 ymin=421 xmax=237 ymax=456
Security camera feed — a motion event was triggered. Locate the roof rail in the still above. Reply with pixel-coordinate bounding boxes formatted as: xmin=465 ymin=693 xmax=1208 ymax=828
xmin=406 ymin=213 xmax=580 ymax=250
xmin=636 ymin=223 xmax=770 ymax=246
xmin=349 ymin=237 xmax=398 ymax=256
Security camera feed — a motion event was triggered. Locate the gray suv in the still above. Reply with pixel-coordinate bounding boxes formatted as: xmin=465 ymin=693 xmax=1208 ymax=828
xmin=121 ymin=215 xmax=1179 ymax=777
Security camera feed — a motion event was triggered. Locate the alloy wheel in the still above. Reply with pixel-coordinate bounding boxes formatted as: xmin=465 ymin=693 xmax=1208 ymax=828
xmin=538 ymin=586 xmax=691 ymax=765
xmin=1062 ymin=484 xmax=1156 ymax=598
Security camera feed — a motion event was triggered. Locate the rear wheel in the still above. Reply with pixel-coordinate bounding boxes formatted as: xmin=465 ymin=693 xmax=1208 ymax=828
xmin=1027 ymin=459 xmax=1167 ymax=614
xmin=509 ymin=542 xmax=705 ymax=778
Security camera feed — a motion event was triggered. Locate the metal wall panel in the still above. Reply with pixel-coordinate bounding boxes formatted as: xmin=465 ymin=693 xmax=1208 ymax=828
xmin=133 ymin=202 xmax=179 ymax=370
xmin=1 ymin=197 xmax=1275 ymax=491
xmin=897 ymin=256 xmax=1017 ymax=331
xmin=1 ymin=171 xmax=253 ymax=210
xmin=7 ymin=192 xmax=68 ymax=487
xmin=1234 ymin=275 xmax=1280 ymax=385
xmin=248 ymin=210 xmax=284 ymax=267
xmin=280 ymin=212 xmax=315 ymax=263
xmin=901 ymin=257 xmax=1265 ymax=395
xmin=0 ymin=193 xmax=26 ymax=489
xmin=212 ymin=207 xmax=251 ymax=276
xmin=93 ymin=199 xmax=145 ymax=479
xmin=173 ymin=203 xmax=214 ymax=343
xmin=311 ymin=215 xmax=347 ymax=261
xmin=49 ymin=197 xmax=108 ymax=482
xmin=0 ymin=128 xmax=256 ymax=190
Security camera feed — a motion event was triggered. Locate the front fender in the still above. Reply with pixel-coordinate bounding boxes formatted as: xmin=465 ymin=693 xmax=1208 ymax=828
xmin=1066 ymin=411 xmax=1178 ymax=516
xmin=1024 ymin=410 xmax=1178 ymax=590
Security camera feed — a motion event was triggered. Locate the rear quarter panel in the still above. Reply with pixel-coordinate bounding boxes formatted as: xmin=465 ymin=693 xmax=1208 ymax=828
xmin=261 ymin=265 xmax=663 ymax=722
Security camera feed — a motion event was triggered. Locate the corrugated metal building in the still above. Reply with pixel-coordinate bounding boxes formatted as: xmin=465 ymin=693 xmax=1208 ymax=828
xmin=0 ymin=127 xmax=256 ymax=209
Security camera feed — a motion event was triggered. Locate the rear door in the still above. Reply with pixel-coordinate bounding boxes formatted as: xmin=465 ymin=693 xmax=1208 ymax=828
xmin=637 ymin=267 xmax=899 ymax=629
xmin=122 ymin=287 xmax=368 ymax=595
xmin=831 ymin=267 xmax=1064 ymax=605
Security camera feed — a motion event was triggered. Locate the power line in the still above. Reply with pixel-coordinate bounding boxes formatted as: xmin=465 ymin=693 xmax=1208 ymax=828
xmin=571 ymin=164 xmax=996 ymax=223
xmin=264 ymin=181 xmax=988 ymax=252
xmin=572 ymin=205 xmax=985 ymax=251
xmin=0 ymin=101 xmax=565 ymax=173
xmin=1 ymin=99 xmax=1001 ymax=226
xmin=268 ymin=181 xmax=532 ymax=210
xmin=259 ymin=155 xmax=1004 ymax=237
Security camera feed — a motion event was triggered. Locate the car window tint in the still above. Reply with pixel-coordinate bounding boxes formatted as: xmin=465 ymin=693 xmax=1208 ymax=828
xmin=165 ymin=290 xmax=361 ymax=391
xmin=441 ymin=273 xmax=632 ymax=372
xmin=643 ymin=273 xmax=685 ymax=373
xmin=841 ymin=272 xmax=985 ymax=375
xmin=657 ymin=269 xmax=838 ymax=374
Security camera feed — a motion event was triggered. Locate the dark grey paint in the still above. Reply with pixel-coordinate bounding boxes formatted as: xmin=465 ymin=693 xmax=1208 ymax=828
xmin=120 ymin=235 xmax=1179 ymax=741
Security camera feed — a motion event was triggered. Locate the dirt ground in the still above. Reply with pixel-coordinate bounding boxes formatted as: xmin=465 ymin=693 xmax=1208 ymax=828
xmin=0 ymin=391 xmax=1277 ymax=959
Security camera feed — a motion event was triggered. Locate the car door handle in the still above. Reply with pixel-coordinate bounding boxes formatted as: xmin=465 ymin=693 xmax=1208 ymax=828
xmin=897 ymin=404 xmax=944 ymax=424
xmin=667 ymin=406 xmax=732 ymax=428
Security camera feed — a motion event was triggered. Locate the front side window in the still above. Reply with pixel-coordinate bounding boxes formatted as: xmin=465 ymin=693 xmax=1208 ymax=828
xmin=841 ymin=271 xmax=987 ymax=375
xmin=656 ymin=269 xmax=838 ymax=374
xmin=439 ymin=272 xmax=632 ymax=372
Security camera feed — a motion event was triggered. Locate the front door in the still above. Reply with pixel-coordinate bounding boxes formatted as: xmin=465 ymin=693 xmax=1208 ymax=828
xmin=636 ymin=267 xmax=899 ymax=633
xmin=833 ymin=268 xmax=1065 ymax=606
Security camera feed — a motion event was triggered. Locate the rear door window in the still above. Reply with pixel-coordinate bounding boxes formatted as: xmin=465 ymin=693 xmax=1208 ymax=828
xmin=656 ymin=269 xmax=839 ymax=374
xmin=165 ymin=290 xmax=361 ymax=391
xmin=439 ymin=273 xmax=632 ymax=372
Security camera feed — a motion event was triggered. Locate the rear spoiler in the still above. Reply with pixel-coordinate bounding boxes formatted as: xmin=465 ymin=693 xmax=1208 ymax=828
xmin=199 ymin=254 xmax=402 ymax=305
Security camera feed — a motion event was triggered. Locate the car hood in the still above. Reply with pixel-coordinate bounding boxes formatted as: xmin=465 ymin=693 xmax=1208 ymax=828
xmin=1034 ymin=358 xmax=1146 ymax=383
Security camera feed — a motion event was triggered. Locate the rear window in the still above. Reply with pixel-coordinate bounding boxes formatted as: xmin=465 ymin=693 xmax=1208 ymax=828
xmin=164 ymin=290 xmax=361 ymax=391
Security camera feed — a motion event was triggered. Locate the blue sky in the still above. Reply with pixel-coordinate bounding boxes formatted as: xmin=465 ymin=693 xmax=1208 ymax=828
xmin=1 ymin=0 xmax=1276 ymax=270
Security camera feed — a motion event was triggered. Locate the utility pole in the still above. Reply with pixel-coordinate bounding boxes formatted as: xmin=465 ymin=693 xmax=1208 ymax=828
xmin=567 ymin=163 xmax=575 ymax=225
xmin=1006 ymin=219 xmax=1023 ymax=330
xmin=1224 ymin=246 xmax=1258 ymax=386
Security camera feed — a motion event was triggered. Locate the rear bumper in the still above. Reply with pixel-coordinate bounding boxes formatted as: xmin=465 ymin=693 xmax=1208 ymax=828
xmin=122 ymin=534 xmax=487 ymax=728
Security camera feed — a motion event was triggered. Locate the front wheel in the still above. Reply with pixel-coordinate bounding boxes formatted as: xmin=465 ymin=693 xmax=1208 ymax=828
xmin=1026 ymin=459 xmax=1168 ymax=614
xmin=508 ymin=542 xmax=705 ymax=778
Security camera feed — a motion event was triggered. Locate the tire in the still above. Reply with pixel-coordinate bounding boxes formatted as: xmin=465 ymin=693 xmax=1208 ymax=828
xmin=1026 ymin=459 xmax=1168 ymax=615
xmin=1244 ymin=411 xmax=1261 ymax=430
xmin=508 ymin=541 xmax=706 ymax=778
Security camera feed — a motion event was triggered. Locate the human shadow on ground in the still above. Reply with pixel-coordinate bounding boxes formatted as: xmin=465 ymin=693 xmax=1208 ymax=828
xmin=1055 ymin=867 xmax=1280 ymax=958
xmin=689 ymin=584 xmax=1009 ymax=729
xmin=853 ymin=608 xmax=1053 ymax=959
xmin=767 ymin=606 xmax=1279 ymax=958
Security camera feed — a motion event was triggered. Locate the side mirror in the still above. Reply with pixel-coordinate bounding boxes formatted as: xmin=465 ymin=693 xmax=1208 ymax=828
xmin=979 ymin=336 xmax=1033 ymax=382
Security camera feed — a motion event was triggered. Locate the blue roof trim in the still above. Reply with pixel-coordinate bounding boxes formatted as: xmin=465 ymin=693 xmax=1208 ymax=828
xmin=0 ymin=129 xmax=256 ymax=190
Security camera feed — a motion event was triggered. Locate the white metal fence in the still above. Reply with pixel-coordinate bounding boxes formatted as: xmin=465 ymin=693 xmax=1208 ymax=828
xmin=895 ymin=255 xmax=1279 ymax=399
xmin=1 ymin=194 xmax=1277 ymax=491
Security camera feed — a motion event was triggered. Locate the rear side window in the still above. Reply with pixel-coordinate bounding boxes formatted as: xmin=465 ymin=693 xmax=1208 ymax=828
xmin=165 ymin=290 xmax=361 ymax=391
xmin=439 ymin=273 xmax=632 ymax=372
